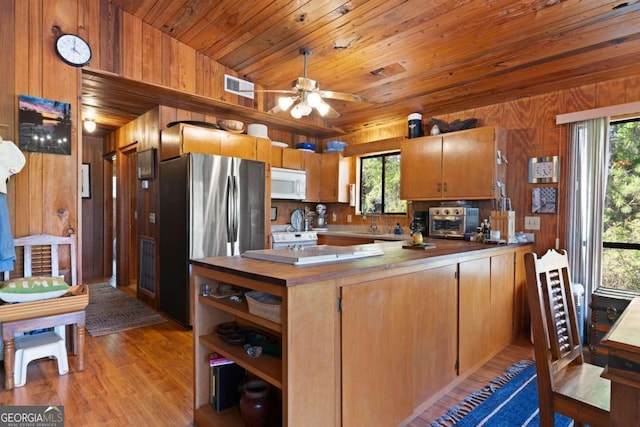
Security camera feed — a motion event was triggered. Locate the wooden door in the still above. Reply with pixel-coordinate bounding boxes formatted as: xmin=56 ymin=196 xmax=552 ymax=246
xmin=219 ymin=133 xmax=256 ymax=159
xmin=341 ymin=265 xmax=458 ymax=426
xmin=319 ymin=152 xmax=349 ymax=202
xmin=458 ymin=257 xmax=491 ymax=374
xmin=490 ymin=252 xmax=515 ymax=352
xmin=303 ymin=151 xmax=321 ymax=202
xmin=282 ymin=148 xmax=303 ymax=170
xmin=116 ymin=145 xmax=138 ymax=288
xmin=441 ymin=127 xmax=496 ymax=199
xmin=400 ymin=136 xmax=442 ymax=199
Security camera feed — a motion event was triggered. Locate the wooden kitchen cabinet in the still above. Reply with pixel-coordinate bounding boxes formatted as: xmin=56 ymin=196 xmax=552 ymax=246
xmin=271 ymin=146 xmax=303 ymax=170
xmin=458 ymin=257 xmax=492 ymax=375
xmin=320 ymin=152 xmax=351 ymax=203
xmin=341 ymin=264 xmax=458 ymax=426
xmin=401 ymin=126 xmax=506 ymax=200
xmin=161 ymin=123 xmax=270 ymax=162
xmin=490 ymin=252 xmax=516 ymax=353
xmin=303 ymin=151 xmax=321 ymax=202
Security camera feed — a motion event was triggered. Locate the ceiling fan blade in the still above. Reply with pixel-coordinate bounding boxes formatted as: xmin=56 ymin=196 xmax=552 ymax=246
xmin=318 ymin=102 xmax=340 ymax=119
xmin=319 ymin=90 xmax=369 ymax=103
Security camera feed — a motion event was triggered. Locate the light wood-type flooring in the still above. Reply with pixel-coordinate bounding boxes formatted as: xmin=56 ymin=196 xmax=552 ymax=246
xmin=0 ymin=281 xmax=534 ymax=426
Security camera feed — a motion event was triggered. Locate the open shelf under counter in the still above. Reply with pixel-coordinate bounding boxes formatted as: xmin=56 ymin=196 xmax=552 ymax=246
xmin=199 ymin=332 xmax=283 ymax=389
xmin=199 ymin=294 xmax=282 ymax=334
xmin=194 ymin=402 xmax=243 ymax=427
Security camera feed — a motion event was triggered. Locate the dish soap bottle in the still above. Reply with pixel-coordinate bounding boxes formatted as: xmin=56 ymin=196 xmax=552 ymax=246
xmin=394 ymin=223 xmax=402 ymax=235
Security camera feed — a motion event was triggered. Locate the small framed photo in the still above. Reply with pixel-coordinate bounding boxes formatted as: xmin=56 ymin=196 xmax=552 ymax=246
xmin=137 ymin=148 xmax=156 ymax=180
xmin=270 ymin=207 xmax=278 ymax=221
xmin=81 ymin=163 xmax=91 ymax=199
xmin=532 ymin=187 xmax=557 ymax=213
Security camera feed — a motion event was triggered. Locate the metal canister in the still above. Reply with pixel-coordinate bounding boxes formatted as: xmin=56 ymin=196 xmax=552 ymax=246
xmin=408 ymin=113 xmax=423 ymax=138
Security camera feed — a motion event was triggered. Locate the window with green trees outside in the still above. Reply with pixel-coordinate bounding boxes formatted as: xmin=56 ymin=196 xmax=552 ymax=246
xmin=359 ymin=152 xmax=406 ymax=215
xmin=602 ymin=118 xmax=640 ymax=291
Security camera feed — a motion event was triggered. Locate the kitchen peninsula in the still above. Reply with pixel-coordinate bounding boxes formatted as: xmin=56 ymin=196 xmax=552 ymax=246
xmin=190 ymin=239 xmax=532 ymax=426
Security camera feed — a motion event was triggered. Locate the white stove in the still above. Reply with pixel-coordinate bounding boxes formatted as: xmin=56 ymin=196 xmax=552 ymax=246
xmin=271 ymin=230 xmax=318 ymax=249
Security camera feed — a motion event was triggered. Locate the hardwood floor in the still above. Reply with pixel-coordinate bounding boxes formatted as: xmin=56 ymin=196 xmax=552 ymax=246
xmin=0 ymin=281 xmax=534 ymax=426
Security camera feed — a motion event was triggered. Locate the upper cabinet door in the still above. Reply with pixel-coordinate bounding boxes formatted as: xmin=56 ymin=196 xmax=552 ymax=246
xmin=442 ymin=126 xmax=497 ymax=199
xmin=400 ymin=135 xmax=443 ymax=200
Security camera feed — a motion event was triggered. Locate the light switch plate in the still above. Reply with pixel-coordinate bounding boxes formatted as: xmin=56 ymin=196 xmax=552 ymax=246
xmin=524 ymin=216 xmax=540 ymax=230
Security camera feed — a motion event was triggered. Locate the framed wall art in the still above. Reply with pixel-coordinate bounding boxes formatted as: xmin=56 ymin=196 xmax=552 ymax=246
xmin=532 ymin=187 xmax=556 ymax=213
xmin=18 ymin=94 xmax=72 ymax=155
xmin=81 ymin=163 xmax=91 ymax=199
xmin=137 ymin=148 xmax=156 ymax=180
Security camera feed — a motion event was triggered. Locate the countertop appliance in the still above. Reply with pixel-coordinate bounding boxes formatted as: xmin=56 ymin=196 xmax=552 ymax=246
xmin=159 ymin=153 xmax=265 ymax=327
xmin=271 ymin=167 xmax=306 ymax=200
xmin=243 ymin=244 xmax=384 ymax=265
xmin=410 ymin=210 xmax=428 ymax=234
xmin=271 ymin=230 xmax=318 ymax=249
xmin=429 ymin=206 xmax=479 ymax=239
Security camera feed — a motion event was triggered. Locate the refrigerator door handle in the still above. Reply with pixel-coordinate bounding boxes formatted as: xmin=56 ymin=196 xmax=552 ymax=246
xmin=226 ymin=175 xmax=234 ymax=249
xmin=232 ymin=175 xmax=239 ymax=249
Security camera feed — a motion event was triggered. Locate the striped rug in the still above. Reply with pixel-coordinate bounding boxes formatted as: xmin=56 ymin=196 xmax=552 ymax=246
xmin=428 ymin=360 xmax=573 ymax=427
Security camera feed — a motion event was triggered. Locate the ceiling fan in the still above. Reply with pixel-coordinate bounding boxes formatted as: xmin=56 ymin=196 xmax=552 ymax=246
xmin=244 ymin=48 xmax=369 ymax=119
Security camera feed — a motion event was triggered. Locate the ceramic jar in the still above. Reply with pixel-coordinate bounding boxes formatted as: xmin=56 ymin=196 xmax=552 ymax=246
xmin=239 ymin=379 xmax=270 ymax=427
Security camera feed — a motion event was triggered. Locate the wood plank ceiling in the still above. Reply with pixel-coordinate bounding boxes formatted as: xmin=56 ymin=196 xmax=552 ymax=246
xmin=92 ymin=0 xmax=640 ymax=134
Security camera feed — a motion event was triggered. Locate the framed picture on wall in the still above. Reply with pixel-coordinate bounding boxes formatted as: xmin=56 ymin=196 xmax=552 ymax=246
xmin=137 ymin=148 xmax=156 ymax=180
xmin=532 ymin=187 xmax=556 ymax=213
xmin=81 ymin=163 xmax=91 ymax=199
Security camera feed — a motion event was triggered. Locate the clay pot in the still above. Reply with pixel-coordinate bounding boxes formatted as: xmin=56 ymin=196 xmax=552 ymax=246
xmin=239 ymin=380 xmax=270 ymax=427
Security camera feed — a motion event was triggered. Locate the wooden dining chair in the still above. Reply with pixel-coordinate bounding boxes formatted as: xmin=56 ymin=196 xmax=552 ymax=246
xmin=525 ymin=249 xmax=610 ymax=427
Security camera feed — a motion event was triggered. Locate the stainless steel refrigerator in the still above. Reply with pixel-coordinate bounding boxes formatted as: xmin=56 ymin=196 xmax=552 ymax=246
xmin=159 ymin=152 xmax=265 ymax=327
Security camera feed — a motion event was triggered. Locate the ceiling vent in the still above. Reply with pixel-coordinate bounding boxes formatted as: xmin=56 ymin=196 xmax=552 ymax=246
xmin=224 ymin=74 xmax=254 ymax=99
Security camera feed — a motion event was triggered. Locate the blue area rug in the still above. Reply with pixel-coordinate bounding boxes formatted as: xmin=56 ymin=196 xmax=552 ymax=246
xmin=428 ymin=360 xmax=573 ymax=427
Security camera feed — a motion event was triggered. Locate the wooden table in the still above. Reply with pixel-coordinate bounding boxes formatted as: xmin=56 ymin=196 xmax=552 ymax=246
xmin=2 ymin=310 xmax=86 ymax=390
xmin=600 ymin=296 xmax=640 ymax=426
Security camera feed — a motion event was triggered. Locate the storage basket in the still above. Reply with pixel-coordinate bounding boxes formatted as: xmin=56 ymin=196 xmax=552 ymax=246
xmin=245 ymin=291 xmax=281 ymax=324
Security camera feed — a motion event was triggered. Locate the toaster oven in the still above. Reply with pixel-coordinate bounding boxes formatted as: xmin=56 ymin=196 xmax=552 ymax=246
xmin=428 ymin=207 xmax=479 ymax=238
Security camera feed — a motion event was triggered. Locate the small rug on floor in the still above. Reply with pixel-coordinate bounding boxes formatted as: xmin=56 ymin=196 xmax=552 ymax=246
xmin=86 ymin=282 xmax=167 ymax=337
xmin=428 ymin=360 xmax=573 ymax=427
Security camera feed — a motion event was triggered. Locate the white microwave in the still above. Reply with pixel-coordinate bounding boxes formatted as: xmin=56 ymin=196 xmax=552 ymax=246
xmin=271 ymin=167 xmax=306 ymax=200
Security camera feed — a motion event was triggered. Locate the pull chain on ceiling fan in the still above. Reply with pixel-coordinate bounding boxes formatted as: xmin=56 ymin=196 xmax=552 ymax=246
xmin=240 ymin=48 xmax=369 ymax=119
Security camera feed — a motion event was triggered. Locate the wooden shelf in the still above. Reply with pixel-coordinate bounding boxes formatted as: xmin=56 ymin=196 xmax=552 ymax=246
xmin=199 ymin=333 xmax=282 ymax=389
xmin=83 ymin=68 xmax=345 ymax=139
xmin=199 ymin=295 xmax=282 ymax=334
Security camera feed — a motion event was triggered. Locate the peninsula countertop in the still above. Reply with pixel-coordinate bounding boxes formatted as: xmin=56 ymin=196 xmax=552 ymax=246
xmin=190 ymin=239 xmax=532 ymax=287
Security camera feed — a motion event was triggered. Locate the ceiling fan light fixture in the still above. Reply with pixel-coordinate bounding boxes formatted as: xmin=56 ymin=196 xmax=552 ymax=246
xmin=278 ymin=96 xmax=295 ymax=111
xmin=290 ymin=101 xmax=312 ymax=119
xmin=306 ymin=91 xmax=322 ymax=108
xmin=315 ymin=101 xmax=331 ymax=117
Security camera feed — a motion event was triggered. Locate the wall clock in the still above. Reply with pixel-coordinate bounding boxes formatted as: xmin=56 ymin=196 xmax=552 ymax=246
xmin=528 ymin=156 xmax=560 ymax=183
xmin=55 ymin=33 xmax=92 ymax=67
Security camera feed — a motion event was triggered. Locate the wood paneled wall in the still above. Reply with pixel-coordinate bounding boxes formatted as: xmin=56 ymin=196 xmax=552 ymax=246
xmin=329 ymin=75 xmax=640 ymax=254
xmin=3 ymin=0 xmax=640 ymax=283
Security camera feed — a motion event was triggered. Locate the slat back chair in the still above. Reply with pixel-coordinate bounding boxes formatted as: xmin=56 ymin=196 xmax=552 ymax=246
xmin=525 ymin=249 xmax=610 ymax=427
xmin=3 ymin=234 xmax=76 ymax=285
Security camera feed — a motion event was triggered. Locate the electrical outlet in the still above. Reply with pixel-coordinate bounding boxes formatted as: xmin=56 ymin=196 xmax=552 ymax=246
xmin=347 ymin=214 xmax=352 ymax=223
xmin=524 ymin=216 xmax=540 ymax=230
xmin=149 ymin=213 xmax=156 ymax=224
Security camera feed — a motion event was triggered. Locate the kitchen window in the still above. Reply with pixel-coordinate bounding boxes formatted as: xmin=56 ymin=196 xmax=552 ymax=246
xmin=359 ymin=152 xmax=406 ymax=214
xmin=601 ymin=118 xmax=640 ymax=292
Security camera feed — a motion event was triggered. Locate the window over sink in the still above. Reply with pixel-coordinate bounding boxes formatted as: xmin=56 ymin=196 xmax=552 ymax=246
xmin=358 ymin=151 xmax=406 ymax=215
